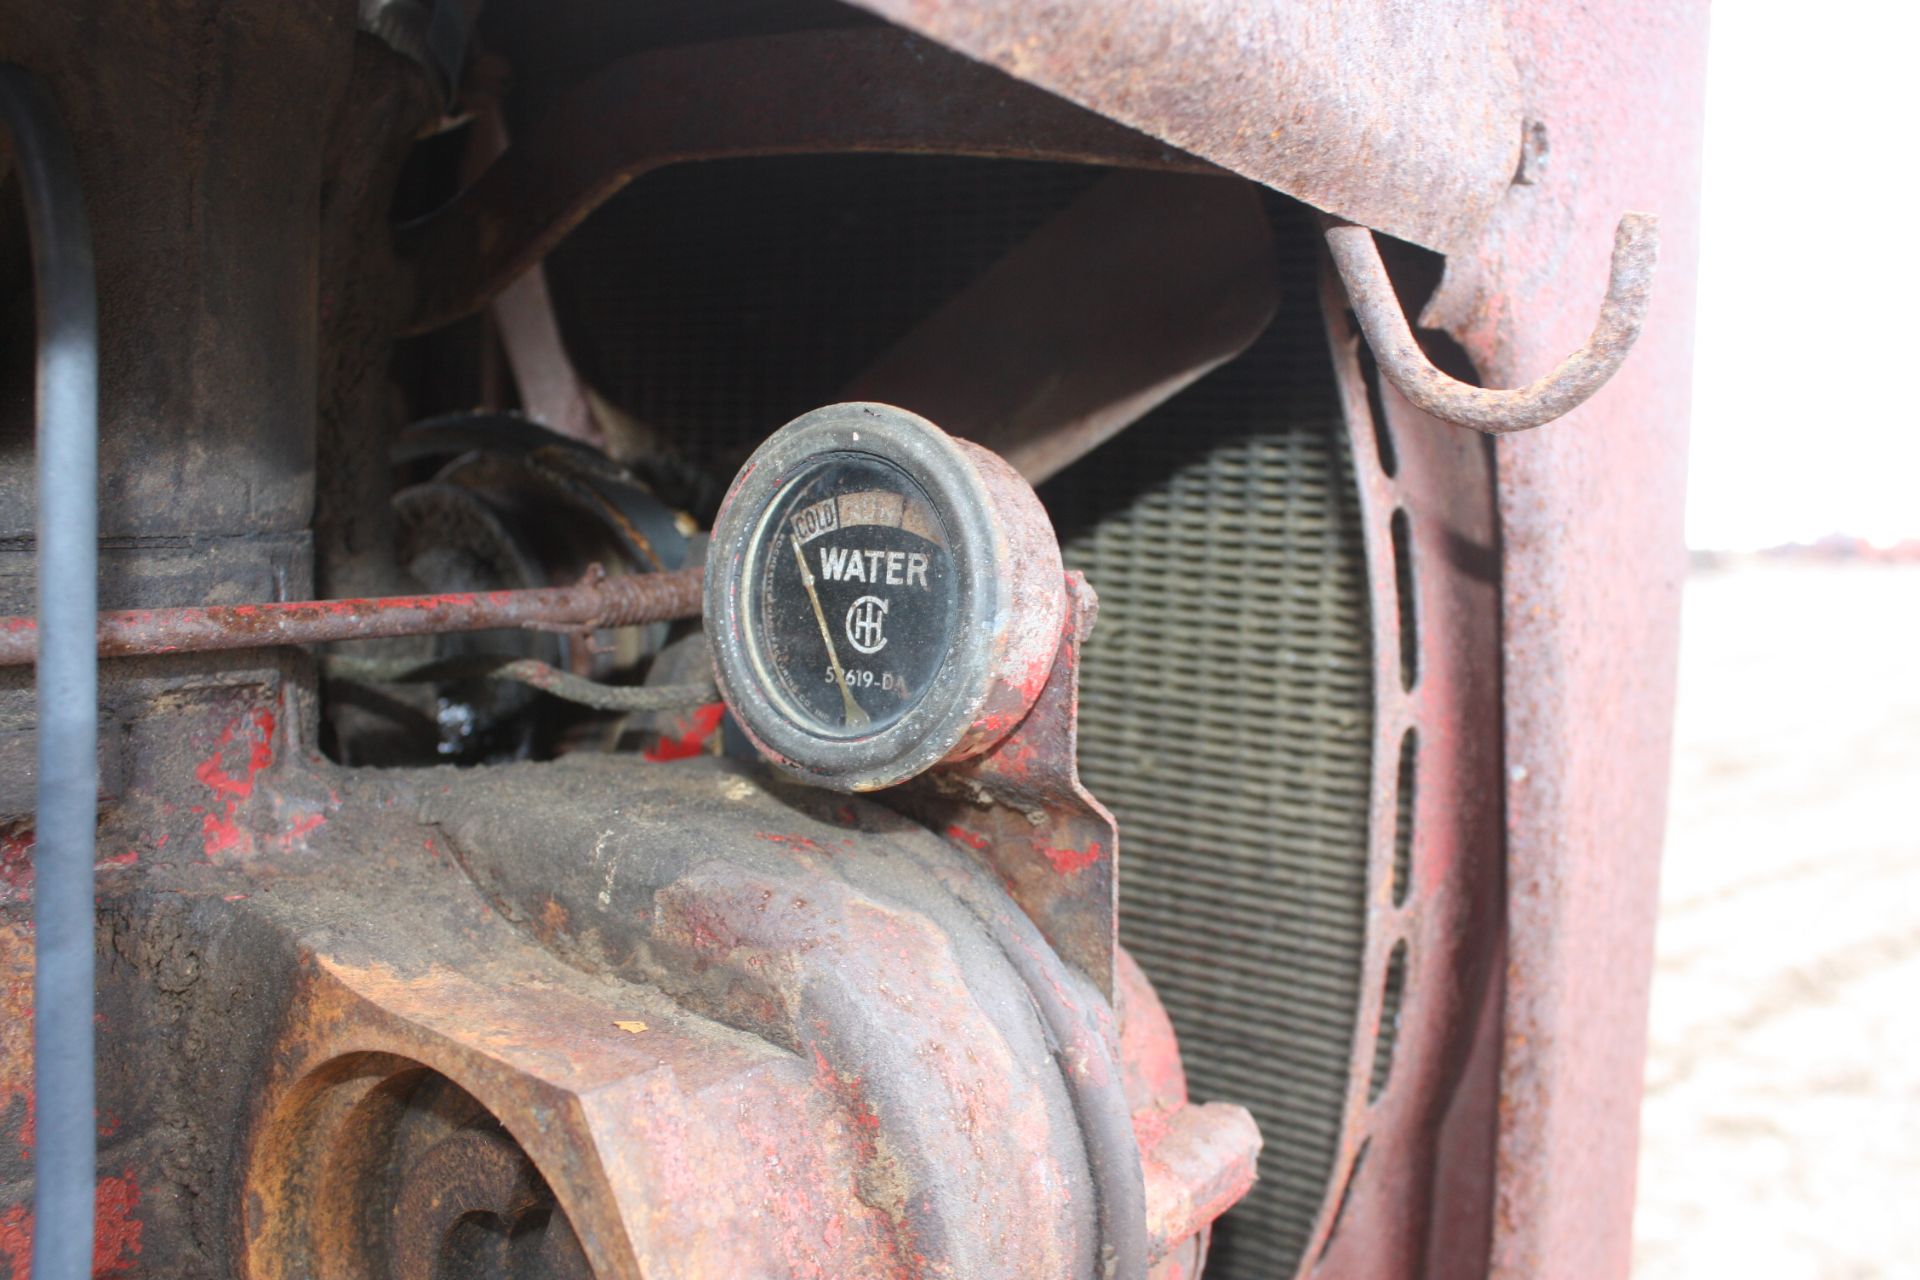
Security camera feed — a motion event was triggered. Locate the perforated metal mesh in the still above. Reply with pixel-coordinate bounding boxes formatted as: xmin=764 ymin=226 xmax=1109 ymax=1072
xmin=549 ymin=159 xmax=1373 ymax=1280
xmin=1042 ymin=227 xmax=1372 ymax=1275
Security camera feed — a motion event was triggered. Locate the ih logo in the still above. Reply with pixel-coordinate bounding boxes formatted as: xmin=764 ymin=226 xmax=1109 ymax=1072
xmin=845 ymin=595 xmax=889 ymax=654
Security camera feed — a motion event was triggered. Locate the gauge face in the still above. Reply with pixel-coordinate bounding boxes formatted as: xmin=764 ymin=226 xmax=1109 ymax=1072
xmin=708 ymin=402 xmax=1066 ymax=791
xmin=748 ymin=453 xmax=957 ymax=738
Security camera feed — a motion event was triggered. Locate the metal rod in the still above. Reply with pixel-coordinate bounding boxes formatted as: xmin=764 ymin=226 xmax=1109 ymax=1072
xmin=0 ymin=62 xmax=99 ymax=1280
xmin=1324 ymin=211 xmax=1659 ymax=434
xmin=0 ymin=565 xmax=705 ymax=667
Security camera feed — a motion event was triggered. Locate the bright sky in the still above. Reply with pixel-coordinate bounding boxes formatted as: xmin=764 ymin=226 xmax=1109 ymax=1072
xmin=1687 ymin=3 xmax=1920 ymax=550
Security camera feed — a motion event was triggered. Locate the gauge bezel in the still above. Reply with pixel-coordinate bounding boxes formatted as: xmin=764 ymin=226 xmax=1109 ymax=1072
xmin=707 ymin=402 xmax=1063 ymax=791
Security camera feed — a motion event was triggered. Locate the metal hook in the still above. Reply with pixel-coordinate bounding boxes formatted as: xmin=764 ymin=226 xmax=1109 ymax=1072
xmin=1324 ymin=212 xmax=1660 ymax=435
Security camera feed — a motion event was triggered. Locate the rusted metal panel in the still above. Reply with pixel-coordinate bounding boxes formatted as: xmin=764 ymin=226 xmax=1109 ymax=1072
xmin=1408 ymin=3 xmax=1710 ymax=1275
xmin=898 ymin=573 xmax=1118 ymax=997
xmin=843 ymin=0 xmax=1523 ymax=253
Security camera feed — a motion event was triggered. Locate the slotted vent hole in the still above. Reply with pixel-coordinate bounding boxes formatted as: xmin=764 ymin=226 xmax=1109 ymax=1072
xmin=1367 ymin=940 xmax=1409 ymax=1104
xmin=1353 ymin=328 xmax=1397 ymax=478
xmin=1391 ymin=507 xmax=1417 ymax=690
xmin=1391 ymin=728 xmax=1417 ymax=907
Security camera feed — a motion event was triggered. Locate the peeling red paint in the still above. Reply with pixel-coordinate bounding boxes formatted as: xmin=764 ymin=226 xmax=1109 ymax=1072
xmin=193 ymin=707 xmax=276 ymax=858
xmin=0 ymin=1171 xmax=142 ymax=1278
xmin=809 ymin=1048 xmax=883 ymax=1164
xmin=93 ymin=1173 xmax=143 ymax=1272
xmin=754 ymin=832 xmax=823 ymax=852
xmin=944 ymin=825 xmax=989 ymax=851
xmin=0 ymin=1204 xmax=25 ymax=1279
xmin=1037 ymin=840 xmax=1101 ymax=875
xmin=643 ymin=703 xmax=726 ymax=762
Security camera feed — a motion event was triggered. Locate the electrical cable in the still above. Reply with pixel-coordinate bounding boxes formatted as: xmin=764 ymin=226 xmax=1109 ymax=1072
xmin=0 ymin=62 xmax=100 ymax=1280
xmin=324 ymin=653 xmax=719 ymax=714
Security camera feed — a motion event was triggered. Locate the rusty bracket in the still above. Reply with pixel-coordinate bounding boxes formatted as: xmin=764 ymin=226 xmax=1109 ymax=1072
xmin=1324 ymin=212 xmax=1660 ymax=434
xmin=893 ymin=572 xmax=1117 ymax=1002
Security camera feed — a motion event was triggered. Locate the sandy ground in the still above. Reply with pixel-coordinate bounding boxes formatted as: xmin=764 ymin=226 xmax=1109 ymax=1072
xmin=1633 ymin=563 xmax=1920 ymax=1278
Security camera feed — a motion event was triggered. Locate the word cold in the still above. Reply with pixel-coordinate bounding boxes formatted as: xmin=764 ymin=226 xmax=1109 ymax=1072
xmin=817 ymin=546 xmax=931 ymax=589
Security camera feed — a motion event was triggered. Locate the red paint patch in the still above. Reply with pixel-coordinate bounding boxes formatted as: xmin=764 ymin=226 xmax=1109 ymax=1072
xmin=1038 ymin=840 xmax=1102 ymax=875
xmin=643 ymin=703 xmax=726 ymax=762
xmin=193 ymin=708 xmax=275 ymax=858
xmin=0 ymin=1203 xmax=26 ymax=1278
xmin=0 ymin=1172 xmax=142 ymax=1277
xmin=944 ymin=825 xmax=989 ymax=852
xmin=93 ymin=1172 xmax=143 ymax=1272
xmin=754 ymin=832 xmax=822 ymax=852
xmin=810 ymin=1047 xmax=884 ymax=1164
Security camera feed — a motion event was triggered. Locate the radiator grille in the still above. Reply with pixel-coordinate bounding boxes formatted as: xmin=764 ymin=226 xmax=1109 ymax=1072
xmin=1041 ymin=226 xmax=1372 ymax=1276
xmin=549 ymin=159 xmax=1373 ymax=1279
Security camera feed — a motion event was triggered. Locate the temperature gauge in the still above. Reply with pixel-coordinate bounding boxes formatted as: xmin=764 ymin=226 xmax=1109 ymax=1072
xmin=706 ymin=403 xmax=1065 ymax=790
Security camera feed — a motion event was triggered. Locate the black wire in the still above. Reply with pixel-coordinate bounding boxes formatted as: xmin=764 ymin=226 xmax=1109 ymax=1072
xmin=0 ymin=63 xmax=99 ymax=1280
xmin=324 ymin=653 xmax=719 ymax=714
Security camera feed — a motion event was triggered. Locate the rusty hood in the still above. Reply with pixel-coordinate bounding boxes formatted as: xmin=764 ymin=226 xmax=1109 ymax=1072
xmin=843 ymin=0 xmax=1523 ymax=253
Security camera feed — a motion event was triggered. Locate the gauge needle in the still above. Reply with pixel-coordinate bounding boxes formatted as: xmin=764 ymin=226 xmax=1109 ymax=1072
xmin=792 ymin=534 xmax=870 ymax=730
